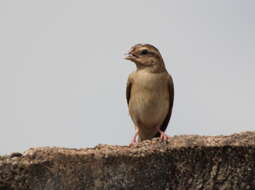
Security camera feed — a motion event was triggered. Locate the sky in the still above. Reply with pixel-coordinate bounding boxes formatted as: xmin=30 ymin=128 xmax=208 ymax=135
xmin=0 ymin=1 xmax=254 ymax=155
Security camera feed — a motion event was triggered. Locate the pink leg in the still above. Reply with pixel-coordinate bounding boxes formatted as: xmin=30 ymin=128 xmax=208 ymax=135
xmin=157 ymin=129 xmax=169 ymax=141
xmin=130 ymin=129 xmax=139 ymax=145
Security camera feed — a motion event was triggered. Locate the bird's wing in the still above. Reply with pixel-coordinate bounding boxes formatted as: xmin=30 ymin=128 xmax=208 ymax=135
xmin=159 ymin=75 xmax=174 ymax=132
xmin=126 ymin=76 xmax=133 ymax=105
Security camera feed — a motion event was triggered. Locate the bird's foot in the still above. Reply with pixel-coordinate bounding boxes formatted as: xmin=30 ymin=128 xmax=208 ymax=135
xmin=159 ymin=130 xmax=169 ymax=141
xmin=130 ymin=139 xmax=137 ymax=145
xmin=130 ymin=132 xmax=138 ymax=145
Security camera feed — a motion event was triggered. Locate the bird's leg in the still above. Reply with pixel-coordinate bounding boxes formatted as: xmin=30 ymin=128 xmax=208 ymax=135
xmin=130 ymin=128 xmax=139 ymax=145
xmin=157 ymin=128 xmax=169 ymax=141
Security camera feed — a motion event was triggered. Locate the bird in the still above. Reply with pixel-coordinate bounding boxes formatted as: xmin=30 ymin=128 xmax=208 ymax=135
xmin=125 ymin=43 xmax=174 ymax=144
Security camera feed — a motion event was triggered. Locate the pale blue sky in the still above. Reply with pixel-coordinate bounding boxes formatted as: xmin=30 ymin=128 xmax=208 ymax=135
xmin=0 ymin=1 xmax=254 ymax=154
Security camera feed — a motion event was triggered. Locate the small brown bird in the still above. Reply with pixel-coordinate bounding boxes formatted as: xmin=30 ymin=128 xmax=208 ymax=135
xmin=125 ymin=44 xmax=174 ymax=143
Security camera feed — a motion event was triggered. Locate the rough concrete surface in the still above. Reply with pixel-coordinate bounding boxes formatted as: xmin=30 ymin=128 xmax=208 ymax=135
xmin=0 ymin=131 xmax=255 ymax=190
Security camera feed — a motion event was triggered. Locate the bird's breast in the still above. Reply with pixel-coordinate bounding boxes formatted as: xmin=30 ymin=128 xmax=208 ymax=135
xmin=129 ymin=71 xmax=169 ymax=128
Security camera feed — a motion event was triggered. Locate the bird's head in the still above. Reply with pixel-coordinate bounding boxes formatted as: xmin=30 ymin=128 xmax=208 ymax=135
xmin=125 ymin=44 xmax=166 ymax=72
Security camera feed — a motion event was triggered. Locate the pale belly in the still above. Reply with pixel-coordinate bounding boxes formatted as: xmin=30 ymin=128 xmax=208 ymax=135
xmin=128 ymin=71 xmax=170 ymax=139
xmin=129 ymin=89 xmax=169 ymax=129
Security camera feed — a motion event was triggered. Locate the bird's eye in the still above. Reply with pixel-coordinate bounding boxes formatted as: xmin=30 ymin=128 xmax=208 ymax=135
xmin=140 ymin=49 xmax=148 ymax=55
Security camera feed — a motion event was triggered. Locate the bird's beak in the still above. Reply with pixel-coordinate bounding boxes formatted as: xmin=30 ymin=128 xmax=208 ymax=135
xmin=124 ymin=52 xmax=136 ymax=61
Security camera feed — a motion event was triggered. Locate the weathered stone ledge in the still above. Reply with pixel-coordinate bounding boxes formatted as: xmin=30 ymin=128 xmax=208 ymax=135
xmin=0 ymin=131 xmax=255 ymax=190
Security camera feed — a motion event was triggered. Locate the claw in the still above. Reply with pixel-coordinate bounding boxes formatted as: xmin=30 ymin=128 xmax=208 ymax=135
xmin=130 ymin=131 xmax=138 ymax=145
xmin=159 ymin=130 xmax=169 ymax=141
